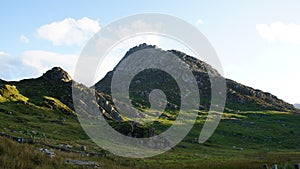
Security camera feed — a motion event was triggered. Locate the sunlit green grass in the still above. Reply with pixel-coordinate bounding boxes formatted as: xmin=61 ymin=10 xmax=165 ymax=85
xmin=1 ymin=99 xmax=300 ymax=168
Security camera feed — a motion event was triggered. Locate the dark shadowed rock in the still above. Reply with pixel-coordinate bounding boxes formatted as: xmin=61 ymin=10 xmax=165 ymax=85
xmin=0 ymin=79 xmax=6 ymax=85
xmin=42 ymin=67 xmax=72 ymax=83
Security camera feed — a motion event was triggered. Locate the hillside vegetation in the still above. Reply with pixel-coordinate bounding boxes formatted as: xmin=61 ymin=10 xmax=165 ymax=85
xmin=0 ymin=44 xmax=299 ymax=168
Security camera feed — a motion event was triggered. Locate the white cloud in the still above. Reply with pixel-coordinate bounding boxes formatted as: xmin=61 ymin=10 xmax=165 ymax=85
xmin=0 ymin=50 xmax=78 ymax=81
xmin=195 ymin=19 xmax=204 ymax=26
xmin=20 ymin=50 xmax=78 ymax=77
xmin=0 ymin=51 xmax=9 ymax=56
xmin=256 ymin=21 xmax=300 ymax=43
xmin=37 ymin=17 xmax=100 ymax=46
xmin=0 ymin=52 xmax=26 ymax=80
xmin=20 ymin=35 xmax=29 ymax=43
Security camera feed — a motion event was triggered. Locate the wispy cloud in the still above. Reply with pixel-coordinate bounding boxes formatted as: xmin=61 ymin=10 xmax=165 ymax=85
xmin=37 ymin=17 xmax=100 ymax=46
xmin=0 ymin=51 xmax=9 ymax=56
xmin=20 ymin=35 xmax=29 ymax=43
xmin=0 ymin=52 xmax=26 ymax=80
xmin=256 ymin=21 xmax=300 ymax=44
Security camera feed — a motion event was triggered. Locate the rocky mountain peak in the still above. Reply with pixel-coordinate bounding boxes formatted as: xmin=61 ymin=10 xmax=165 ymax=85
xmin=168 ymin=49 xmax=221 ymax=76
xmin=124 ymin=43 xmax=158 ymax=58
xmin=96 ymin=44 xmax=299 ymax=113
xmin=118 ymin=43 xmax=220 ymax=77
xmin=112 ymin=43 xmax=160 ymax=71
xmin=42 ymin=67 xmax=72 ymax=83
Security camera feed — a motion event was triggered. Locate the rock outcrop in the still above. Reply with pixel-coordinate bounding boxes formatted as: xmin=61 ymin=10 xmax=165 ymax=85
xmin=42 ymin=67 xmax=72 ymax=83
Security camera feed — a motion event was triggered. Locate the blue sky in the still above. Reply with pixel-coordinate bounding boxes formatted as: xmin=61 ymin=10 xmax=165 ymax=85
xmin=0 ymin=0 xmax=300 ymax=104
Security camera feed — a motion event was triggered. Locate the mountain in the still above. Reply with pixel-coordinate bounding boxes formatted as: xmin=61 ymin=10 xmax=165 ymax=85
xmin=8 ymin=67 xmax=74 ymax=108
xmin=0 ymin=44 xmax=297 ymax=131
xmin=1 ymin=44 xmax=300 ymax=168
xmin=42 ymin=66 xmax=72 ymax=83
xmin=95 ymin=43 xmax=298 ymax=113
xmin=1 ymin=67 xmax=154 ymax=138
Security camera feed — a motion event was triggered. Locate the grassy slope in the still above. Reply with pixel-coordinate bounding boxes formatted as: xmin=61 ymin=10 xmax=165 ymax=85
xmin=0 ymin=82 xmax=300 ymax=168
xmin=0 ymin=136 xmax=69 ymax=169
xmin=0 ymin=84 xmax=29 ymax=103
xmin=10 ymin=78 xmax=73 ymax=107
xmin=1 ymin=100 xmax=300 ymax=168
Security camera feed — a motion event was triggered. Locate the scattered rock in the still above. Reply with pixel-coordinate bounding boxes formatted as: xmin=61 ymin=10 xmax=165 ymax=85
xmin=232 ymin=145 xmax=244 ymax=151
xmin=80 ymin=145 xmax=86 ymax=151
xmin=64 ymin=160 xmax=100 ymax=168
xmin=39 ymin=148 xmax=55 ymax=157
xmin=59 ymin=144 xmax=72 ymax=149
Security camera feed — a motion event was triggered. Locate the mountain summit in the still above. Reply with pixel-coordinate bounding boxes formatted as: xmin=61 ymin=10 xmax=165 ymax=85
xmin=42 ymin=67 xmax=72 ymax=83
xmin=96 ymin=43 xmax=298 ymax=113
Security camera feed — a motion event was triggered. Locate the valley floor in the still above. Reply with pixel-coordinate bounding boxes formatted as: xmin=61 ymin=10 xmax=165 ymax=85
xmin=1 ymin=135 xmax=300 ymax=169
